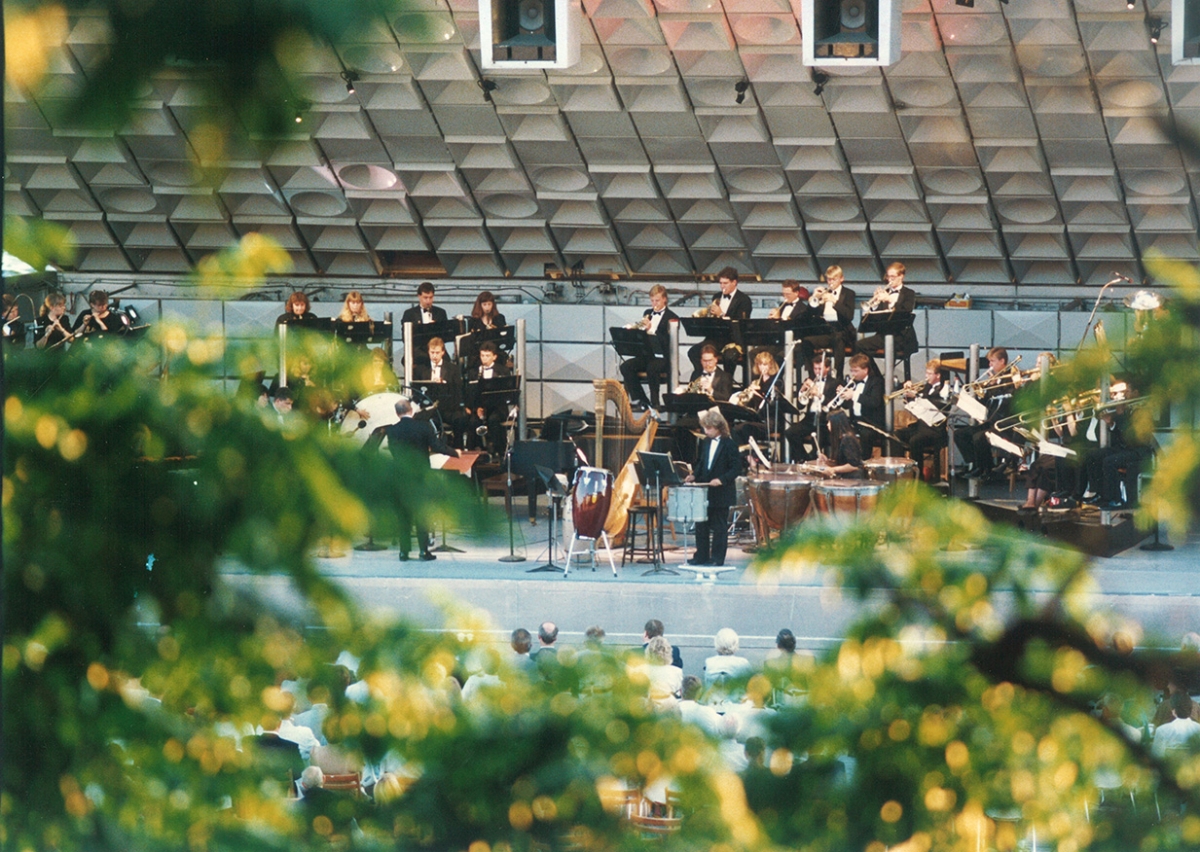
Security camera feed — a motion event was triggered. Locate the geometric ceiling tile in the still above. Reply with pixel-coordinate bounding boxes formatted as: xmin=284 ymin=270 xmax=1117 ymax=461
xmin=1054 ymin=175 xmax=1120 ymax=202
xmin=807 ymin=227 xmax=873 ymax=257
xmin=996 ymin=197 xmax=1059 ymax=224
xmin=167 ymin=195 xmax=228 ymax=221
xmin=26 ymin=164 xmax=82 ymax=190
xmin=792 ymin=171 xmax=856 ymax=194
xmin=560 ymin=228 xmax=621 ymax=253
xmin=608 ymin=198 xmax=671 ymax=220
xmin=728 ymin=14 xmax=799 ymax=47
xmin=456 ymin=143 xmax=518 ymax=169
xmin=722 ymin=166 xmax=786 ymax=193
xmin=407 ymin=171 xmax=467 ymax=196
xmin=287 ymin=191 xmax=349 ymax=217
xmin=624 ymin=224 xmax=684 ymax=249
xmin=372 ymin=227 xmax=430 ymax=251
xmin=418 ymin=196 xmax=479 ymax=219
xmin=979 ymin=146 xmax=1045 ymax=173
xmin=864 ymin=200 xmax=930 ymax=223
xmin=673 ymin=49 xmax=745 ymax=76
xmin=315 ymin=112 xmax=375 ymax=139
xmin=1071 ymin=232 xmax=1133 ymax=258
xmin=659 ymin=17 xmax=735 ymax=52
xmin=873 ymin=228 xmax=938 ymax=257
xmin=591 ymin=16 xmax=665 ymax=46
xmin=310 ymin=227 xmax=368 ymax=251
xmin=597 ymin=172 xmax=660 ymax=198
xmin=479 ymin=193 xmax=540 ymax=218
xmin=736 ymin=201 xmax=799 ymax=228
xmin=919 ymin=168 xmax=984 ymax=195
xmin=962 ymin=82 xmax=1029 ymax=110
xmin=989 ymin=173 xmax=1053 ymax=196
xmin=532 ymin=166 xmax=592 ymax=192
xmin=749 ymin=230 xmax=808 ymax=255
xmin=1006 ymin=230 xmax=1069 ymax=259
xmin=797 ymin=196 xmax=862 ymax=223
xmin=700 ymin=115 xmax=769 ymax=143
xmin=549 ymin=200 xmax=608 ymax=226
xmin=228 ymin=195 xmax=291 ymax=218
xmin=687 ymin=224 xmax=745 ymax=249
xmin=1109 ymin=117 xmax=1173 ymax=146
xmin=508 ymin=114 xmax=572 ymax=142
xmin=856 ymin=173 xmax=919 ymax=200
xmin=628 ymin=250 xmax=692 ymax=274
xmin=943 ymin=231 xmax=1004 ymax=259
xmin=939 ymin=12 xmax=1009 ymax=48
xmin=1062 ymin=201 xmax=1128 ymax=226
xmin=435 ymin=227 xmax=493 ymax=252
xmin=674 ymin=199 xmax=735 ymax=221
xmin=930 ymin=204 xmax=995 ymax=230
xmin=1128 ymin=203 xmax=1197 ymax=231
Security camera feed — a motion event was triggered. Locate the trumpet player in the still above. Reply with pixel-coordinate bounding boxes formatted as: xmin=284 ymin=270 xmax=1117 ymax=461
xmin=687 ymin=266 xmax=752 ymax=378
xmin=620 ymin=284 xmax=678 ymax=412
xmin=784 ymin=356 xmax=838 ymax=460
xmin=893 ymin=359 xmax=952 ymax=482
xmin=732 ymin=351 xmax=781 ymax=448
xmin=855 ymin=262 xmax=918 ymax=367
xmin=800 ymin=265 xmax=855 ymax=380
xmin=955 ymin=347 xmax=1015 ymax=482
xmin=842 ymin=353 xmax=887 ymax=458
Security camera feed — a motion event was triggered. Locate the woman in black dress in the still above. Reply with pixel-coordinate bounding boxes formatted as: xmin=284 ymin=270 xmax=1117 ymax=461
xmin=817 ymin=410 xmax=866 ymax=479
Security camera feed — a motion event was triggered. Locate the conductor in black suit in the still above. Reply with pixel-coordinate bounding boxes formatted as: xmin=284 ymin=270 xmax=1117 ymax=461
xmin=384 ymin=397 xmax=459 ymax=561
xmin=619 ymin=284 xmax=678 ymax=411
xmin=685 ymin=408 xmax=743 ymax=567
xmin=688 ymin=266 xmax=752 ymax=380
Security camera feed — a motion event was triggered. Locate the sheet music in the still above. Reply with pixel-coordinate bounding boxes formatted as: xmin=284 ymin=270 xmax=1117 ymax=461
xmin=905 ymin=397 xmax=947 ymax=427
xmin=954 ymin=393 xmax=988 ymax=424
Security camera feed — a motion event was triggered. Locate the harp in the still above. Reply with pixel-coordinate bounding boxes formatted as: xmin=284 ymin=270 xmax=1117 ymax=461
xmin=592 ymin=379 xmax=657 ymax=541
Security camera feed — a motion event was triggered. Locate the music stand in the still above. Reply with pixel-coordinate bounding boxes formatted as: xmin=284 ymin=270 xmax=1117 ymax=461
xmin=637 ymin=451 xmax=683 ymax=576
xmin=430 ymin=451 xmax=483 ymax=553
xmin=408 ymin=319 xmax=461 ymax=358
xmin=334 ymin=319 xmax=393 ymax=346
xmin=528 ymin=465 xmax=568 ymax=573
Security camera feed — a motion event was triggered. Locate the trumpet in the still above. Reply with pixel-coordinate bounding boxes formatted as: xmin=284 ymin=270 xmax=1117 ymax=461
xmin=822 ymin=379 xmax=855 ymax=413
xmin=960 ymin=355 xmax=1023 ymax=397
xmin=808 ymin=287 xmax=837 ymax=309
xmin=796 ymin=378 xmax=818 ymax=408
xmin=624 ymin=315 xmax=652 ymax=331
xmin=863 ymin=286 xmax=899 ymax=314
xmin=885 ymin=379 xmax=926 ymax=402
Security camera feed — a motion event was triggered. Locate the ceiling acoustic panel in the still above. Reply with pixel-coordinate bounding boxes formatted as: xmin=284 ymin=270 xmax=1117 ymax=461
xmin=15 ymin=4 xmax=1200 ymax=289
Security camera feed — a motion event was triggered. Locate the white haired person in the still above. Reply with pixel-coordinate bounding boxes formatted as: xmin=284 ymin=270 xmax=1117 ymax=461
xmin=703 ymin=628 xmax=753 ymax=702
xmin=643 ymin=636 xmax=683 ymax=712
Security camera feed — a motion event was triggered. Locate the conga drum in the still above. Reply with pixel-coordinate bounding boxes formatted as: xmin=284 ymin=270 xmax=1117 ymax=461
xmin=864 ymin=457 xmax=918 ymax=485
xmin=812 ymin=479 xmax=887 ymax=522
xmin=573 ymin=467 xmax=614 ymax=539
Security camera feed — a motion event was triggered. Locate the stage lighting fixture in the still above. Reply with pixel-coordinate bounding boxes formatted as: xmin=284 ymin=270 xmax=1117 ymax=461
xmin=1147 ymin=15 xmax=1164 ymax=43
xmin=734 ymin=79 xmax=749 ymax=104
xmin=478 ymin=79 xmax=498 ymax=103
xmin=812 ymin=70 xmax=830 ymax=96
xmin=954 ymin=0 xmax=974 ymax=7
xmin=341 ymin=70 xmax=360 ymax=95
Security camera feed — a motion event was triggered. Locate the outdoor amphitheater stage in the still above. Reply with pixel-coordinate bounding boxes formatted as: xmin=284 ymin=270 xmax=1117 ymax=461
xmin=220 ymin=481 xmax=1200 ymax=679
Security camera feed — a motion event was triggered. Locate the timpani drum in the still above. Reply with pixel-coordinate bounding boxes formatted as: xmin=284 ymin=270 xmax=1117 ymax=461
xmin=864 ymin=457 xmax=918 ymax=485
xmin=746 ymin=471 xmax=817 ymax=535
xmin=666 ymin=485 xmax=709 ymax=524
xmin=812 ymin=479 xmax=887 ymax=522
xmin=572 ymin=467 xmax=614 ymax=540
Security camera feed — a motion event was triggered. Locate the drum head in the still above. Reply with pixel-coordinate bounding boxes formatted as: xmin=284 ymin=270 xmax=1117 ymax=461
xmin=341 ymin=392 xmax=406 ymax=443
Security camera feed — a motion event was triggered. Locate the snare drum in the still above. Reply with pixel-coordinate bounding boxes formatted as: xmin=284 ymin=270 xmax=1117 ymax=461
xmin=812 ymin=480 xmax=887 ymax=522
xmin=666 ymin=485 xmax=709 ymax=524
xmin=572 ymin=467 xmax=614 ymax=540
xmin=864 ymin=457 xmax=918 ymax=485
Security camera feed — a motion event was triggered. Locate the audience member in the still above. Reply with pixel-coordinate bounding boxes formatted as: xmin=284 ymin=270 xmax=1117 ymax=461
xmin=678 ymin=675 xmax=722 ymax=737
xmin=510 ymin=627 xmax=535 ymax=673
xmin=704 ymin=628 xmax=753 ymax=694
xmin=643 ymin=636 xmax=683 ymax=712
xmin=643 ymin=618 xmax=683 ymax=669
xmin=535 ymin=621 xmax=561 ymax=681
xmin=1152 ymin=692 xmax=1200 ymax=757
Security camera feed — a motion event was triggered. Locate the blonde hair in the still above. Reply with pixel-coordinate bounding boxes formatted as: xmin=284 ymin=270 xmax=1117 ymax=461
xmin=753 ymin=350 xmax=779 ymax=378
xmin=824 ymin=265 xmax=844 ymax=281
xmin=649 ymin=284 xmax=668 ymax=299
xmin=338 ymin=290 xmax=370 ymax=322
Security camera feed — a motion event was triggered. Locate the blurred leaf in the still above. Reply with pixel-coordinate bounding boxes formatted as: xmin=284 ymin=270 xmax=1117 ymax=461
xmin=3 ymin=215 xmax=77 ymax=270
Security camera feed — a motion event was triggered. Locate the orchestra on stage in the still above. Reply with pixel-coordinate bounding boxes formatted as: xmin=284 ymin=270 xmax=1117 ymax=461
xmin=4 ymin=268 xmax=1159 ymax=567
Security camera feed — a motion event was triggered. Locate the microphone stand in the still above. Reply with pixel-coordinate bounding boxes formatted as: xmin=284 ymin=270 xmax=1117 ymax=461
xmin=1078 ymin=277 xmax=1123 ymax=352
xmin=498 ymin=442 xmax=525 ymax=563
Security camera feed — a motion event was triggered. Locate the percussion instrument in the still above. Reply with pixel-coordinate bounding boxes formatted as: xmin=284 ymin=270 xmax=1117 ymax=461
xmin=340 ymin=392 xmax=405 ymax=444
xmin=746 ymin=472 xmax=817 ymax=538
xmin=812 ymin=480 xmax=886 ymax=522
xmin=666 ymin=485 xmax=709 ymax=524
xmin=864 ymin=457 xmax=918 ymax=485
xmin=572 ymin=466 xmax=614 ymax=540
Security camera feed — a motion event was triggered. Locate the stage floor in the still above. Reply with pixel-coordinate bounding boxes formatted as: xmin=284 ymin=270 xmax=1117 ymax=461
xmin=220 ymin=483 xmax=1200 ymax=680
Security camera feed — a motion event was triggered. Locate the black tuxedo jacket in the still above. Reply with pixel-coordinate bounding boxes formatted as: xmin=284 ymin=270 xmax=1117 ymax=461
xmin=852 ymin=373 xmax=886 ymax=431
xmin=694 ymin=436 xmax=742 ymax=508
xmin=642 ymin=306 xmax=678 ymax=357
xmin=807 ymin=286 xmax=856 ymax=331
xmin=384 ymin=416 xmax=457 ymax=461
xmin=467 ymin=363 xmax=512 ymax=409
xmin=861 ymin=285 xmax=917 ymax=352
xmin=714 ymin=289 xmax=752 ymax=321
xmin=401 ymin=305 xmax=449 ymax=326
xmin=688 ymin=366 xmax=734 ymax=402
xmin=414 ymin=359 xmax=464 ymax=407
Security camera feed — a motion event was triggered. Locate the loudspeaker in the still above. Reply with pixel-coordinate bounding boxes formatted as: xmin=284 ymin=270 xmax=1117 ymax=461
xmin=1173 ymin=0 xmax=1200 ymax=63
xmin=801 ymin=0 xmax=901 ymax=67
xmin=480 ymin=0 xmax=580 ymax=69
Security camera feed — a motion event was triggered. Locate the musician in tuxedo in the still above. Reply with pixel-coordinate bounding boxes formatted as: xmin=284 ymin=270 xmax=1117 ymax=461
xmin=687 ymin=266 xmax=752 ymax=380
xmin=73 ymin=290 xmax=130 ymax=338
xmin=784 ymin=356 xmax=840 ymax=461
xmin=800 ymin=265 xmax=855 ymax=380
xmin=467 ymin=341 xmax=513 ymax=455
xmin=684 ymin=408 xmax=743 ymax=567
xmin=855 ymin=261 xmax=918 ymax=367
xmin=401 ymin=281 xmax=448 ymax=327
xmin=619 ymin=284 xmax=678 ymax=411
xmin=894 ymin=359 xmax=952 ymax=481
xmin=955 ymin=347 xmax=1014 ymax=481
xmin=839 ymin=353 xmax=886 ymax=458
xmin=383 ymin=397 xmax=459 ymax=562
xmin=413 ymin=337 xmax=468 ymax=448
xmin=769 ymin=279 xmax=810 ymax=321
xmin=683 ymin=345 xmax=733 ymax=402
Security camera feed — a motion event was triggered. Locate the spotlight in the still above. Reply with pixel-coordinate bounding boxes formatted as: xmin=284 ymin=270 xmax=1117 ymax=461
xmin=954 ymin=0 xmax=974 ymax=7
xmin=734 ymin=79 xmax=749 ymax=105
xmin=812 ymin=70 xmax=829 ymax=97
xmin=295 ymin=111 xmax=303 ymax=124
xmin=478 ymin=79 xmax=497 ymax=103
xmin=1146 ymin=15 xmax=1164 ymax=44
xmin=1126 ymin=0 xmax=1135 ymax=8
xmin=341 ymin=70 xmax=360 ymax=95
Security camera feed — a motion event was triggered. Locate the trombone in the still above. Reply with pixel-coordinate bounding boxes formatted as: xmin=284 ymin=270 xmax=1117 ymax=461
xmin=885 ymin=379 xmax=926 ymax=401
xmin=960 ymin=355 xmax=1022 ymax=397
